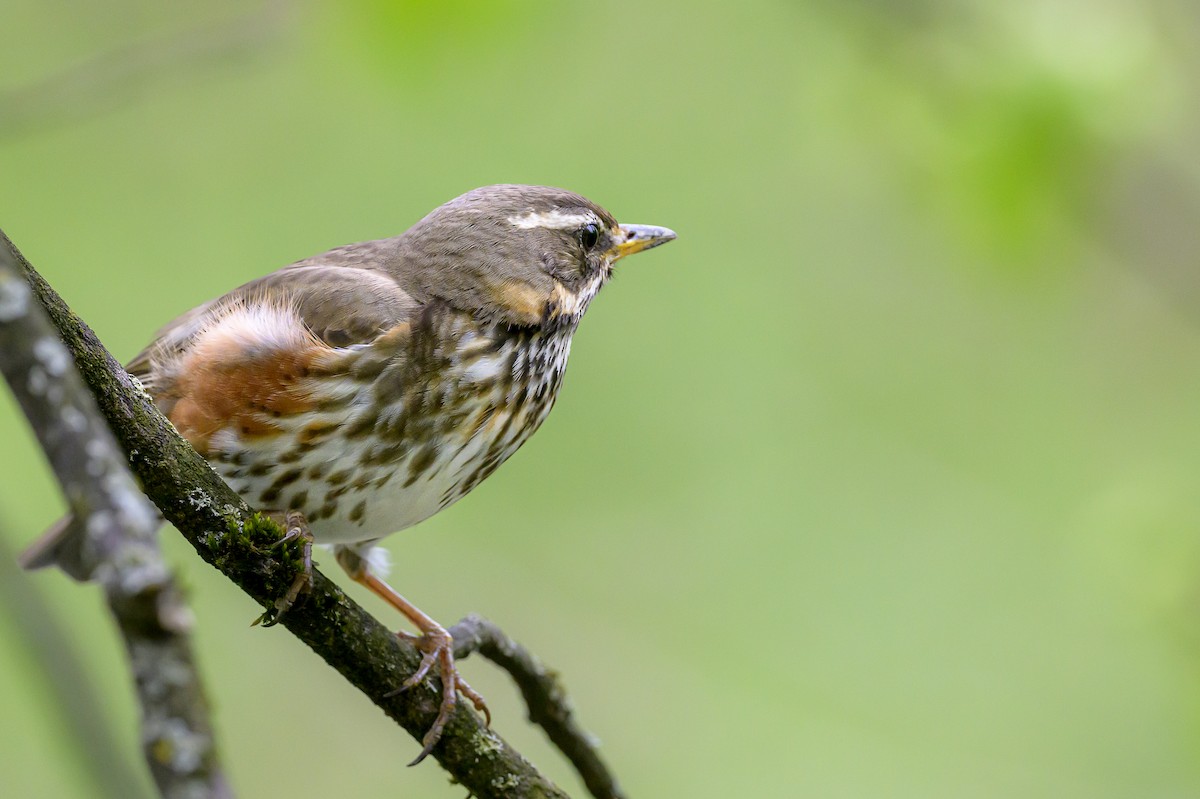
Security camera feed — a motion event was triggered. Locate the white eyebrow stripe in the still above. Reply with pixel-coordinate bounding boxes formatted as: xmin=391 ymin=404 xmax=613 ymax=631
xmin=507 ymin=209 xmax=599 ymax=230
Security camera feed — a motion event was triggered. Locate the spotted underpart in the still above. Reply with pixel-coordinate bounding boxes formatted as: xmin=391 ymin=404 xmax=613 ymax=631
xmin=168 ymin=300 xmax=574 ymax=545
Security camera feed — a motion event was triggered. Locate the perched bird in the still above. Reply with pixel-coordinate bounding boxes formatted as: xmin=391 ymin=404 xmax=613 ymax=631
xmin=21 ymin=184 xmax=675 ymax=762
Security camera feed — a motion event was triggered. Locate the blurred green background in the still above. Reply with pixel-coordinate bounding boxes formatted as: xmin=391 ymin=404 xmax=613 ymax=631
xmin=4 ymin=0 xmax=1200 ymax=796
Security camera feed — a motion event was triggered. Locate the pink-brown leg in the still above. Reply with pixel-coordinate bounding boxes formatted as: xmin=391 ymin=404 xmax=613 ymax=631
xmin=336 ymin=547 xmax=490 ymax=765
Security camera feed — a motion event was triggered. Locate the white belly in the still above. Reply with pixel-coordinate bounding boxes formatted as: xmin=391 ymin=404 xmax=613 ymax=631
xmin=213 ymin=331 xmax=567 ymax=545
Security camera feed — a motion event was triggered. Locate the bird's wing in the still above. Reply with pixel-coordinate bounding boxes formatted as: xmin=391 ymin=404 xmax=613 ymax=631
xmin=127 ymin=263 xmax=421 ymax=380
xmin=126 ymin=263 xmax=423 ymax=454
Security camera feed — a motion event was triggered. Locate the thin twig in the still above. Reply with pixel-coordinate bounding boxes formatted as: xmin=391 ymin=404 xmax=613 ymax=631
xmin=0 ymin=255 xmax=230 ymax=798
xmin=2 ymin=229 xmax=577 ymax=798
xmin=451 ymin=615 xmax=626 ymax=799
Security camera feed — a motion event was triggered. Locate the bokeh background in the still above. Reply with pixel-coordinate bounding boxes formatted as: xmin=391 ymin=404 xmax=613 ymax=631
xmin=4 ymin=0 xmax=1200 ymax=796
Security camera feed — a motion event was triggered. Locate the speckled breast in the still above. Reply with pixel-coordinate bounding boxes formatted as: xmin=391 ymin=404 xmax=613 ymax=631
xmin=212 ymin=312 xmax=574 ymax=544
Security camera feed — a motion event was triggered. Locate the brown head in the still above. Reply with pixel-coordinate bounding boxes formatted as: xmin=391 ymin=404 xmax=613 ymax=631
xmin=390 ymin=184 xmax=676 ymax=328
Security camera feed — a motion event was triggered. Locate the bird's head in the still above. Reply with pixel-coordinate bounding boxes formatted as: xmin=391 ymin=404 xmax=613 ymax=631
xmin=397 ymin=184 xmax=675 ymax=328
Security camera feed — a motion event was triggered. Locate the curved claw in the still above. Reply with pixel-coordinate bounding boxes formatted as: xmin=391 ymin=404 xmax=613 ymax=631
xmin=387 ymin=628 xmax=490 ymax=766
xmin=401 ymin=649 xmax=438 ymax=691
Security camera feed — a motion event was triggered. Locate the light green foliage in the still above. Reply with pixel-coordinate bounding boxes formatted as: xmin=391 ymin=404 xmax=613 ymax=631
xmin=2 ymin=1 xmax=1200 ymax=796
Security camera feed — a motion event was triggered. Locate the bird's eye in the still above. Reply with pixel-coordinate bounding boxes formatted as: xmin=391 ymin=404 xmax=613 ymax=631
xmin=579 ymin=223 xmax=600 ymax=250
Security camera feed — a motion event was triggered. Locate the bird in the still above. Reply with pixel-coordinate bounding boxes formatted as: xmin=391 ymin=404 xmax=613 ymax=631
xmin=20 ymin=183 xmax=676 ymax=764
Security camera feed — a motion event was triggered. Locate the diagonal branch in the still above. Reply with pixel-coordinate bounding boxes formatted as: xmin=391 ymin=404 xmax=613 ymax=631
xmin=1 ymin=227 xmax=606 ymax=798
xmin=0 ymin=256 xmax=229 ymax=798
xmin=451 ymin=615 xmax=626 ymax=799
xmin=0 ymin=531 xmax=156 ymax=799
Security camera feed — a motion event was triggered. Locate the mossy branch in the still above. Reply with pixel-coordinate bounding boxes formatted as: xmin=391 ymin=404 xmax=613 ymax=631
xmin=1 ymin=228 xmax=589 ymax=799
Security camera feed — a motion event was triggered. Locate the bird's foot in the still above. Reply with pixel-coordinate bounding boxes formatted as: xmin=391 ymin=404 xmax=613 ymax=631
xmin=389 ymin=622 xmax=491 ymax=765
xmin=335 ymin=545 xmax=490 ymax=763
xmin=254 ymin=509 xmax=314 ymax=627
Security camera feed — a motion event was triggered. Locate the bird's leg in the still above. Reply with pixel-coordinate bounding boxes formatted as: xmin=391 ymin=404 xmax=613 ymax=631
xmin=255 ymin=509 xmax=314 ymax=626
xmin=335 ymin=546 xmax=490 ymax=765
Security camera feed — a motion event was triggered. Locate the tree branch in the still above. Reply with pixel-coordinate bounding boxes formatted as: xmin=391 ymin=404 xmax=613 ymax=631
xmin=0 ymin=530 xmax=156 ymax=799
xmin=2 ymin=228 xmax=614 ymax=798
xmin=451 ymin=615 xmax=626 ymax=799
xmin=0 ymin=256 xmax=229 ymax=797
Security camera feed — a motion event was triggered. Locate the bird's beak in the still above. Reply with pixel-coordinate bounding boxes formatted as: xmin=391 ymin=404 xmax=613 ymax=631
xmin=613 ymin=224 xmax=677 ymax=260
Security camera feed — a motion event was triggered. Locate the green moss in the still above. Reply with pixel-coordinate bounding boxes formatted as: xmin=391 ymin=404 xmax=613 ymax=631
xmin=238 ymin=512 xmax=284 ymax=548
